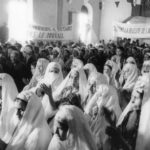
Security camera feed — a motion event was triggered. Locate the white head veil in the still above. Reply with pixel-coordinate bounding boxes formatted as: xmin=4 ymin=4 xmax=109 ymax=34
xmin=84 ymin=63 xmax=97 ymax=79
xmin=87 ymin=73 xmax=108 ymax=91
xmin=84 ymin=73 xmax=108 ymax=108
xmin=53 ymin=68 xmax=88 ymax=103
xmin=6 ymin=91 xmax=52 ymax=150
xmin=23 ymin=58 xmax=49 ymax=90
xmin=0 ymin=73 xmax=18 ymax=140
xmin=85 ymin=84 xmax=121 ymax=150
xmin=85 ymin=84 xmax=122 ymax=120
xmin=135 ymin=98 xmax=150 ymax=150
xmin=119 ymin=63 xmax=138 ymax=91
xmin=141 ymin=60 xmax=150 ymax=75
xmin=39 ymin=62 xmax=63 ymax=119
xmin=71 ymin=58 xmax=84 ymax=70
xmin=126 ymin=57 xmax=136 ymax=65
xmin=106 ymin=59 xmax=120 ymax=78
xmin=42 ymin=62 xmax=63 ymax=91
xmin=117 ymin=74 xmax=150 ymax=127
xmin=48 ymin=105 xmax=97 ymax=150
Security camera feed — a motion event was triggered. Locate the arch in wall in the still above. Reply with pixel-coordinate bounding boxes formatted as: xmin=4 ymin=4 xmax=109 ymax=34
xmin=79 ymin=2 xmax=97 ymax=45
xmin=82 ymin=2 xmax=93 ymax=26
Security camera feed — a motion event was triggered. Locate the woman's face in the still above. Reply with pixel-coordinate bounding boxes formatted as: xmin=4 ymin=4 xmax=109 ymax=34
xmin=131 ymin=90 xmax=142 ymax=110
xmin=36 ymin=62 xmax=44 ymax=74
xmin=123 ymin=68 xmax=130 ymax=80
xmin=88 ymin=80 xmax=96 ymax=95
xmin=52 ymin=50 xmax=59 ymax=58
xmin=103 ymin=65 xmax=111 ymax=77
xmin=10 ymin=53 xmax=19 ymax=63
xmin=116 ymin=49 xmax=122 ymax=56
xmin=71 ymin=62 xmax=77 ymax=69
xmin=55 ymin=119 xmax=68 ymax=141
xmin=15 ymin=98 xmax=28 ymax=120
xmin=49 ymin=66 xmax=60 ymax=74
xmin=31 ymin=65 xmax=36 ymax=75
xmin=142 ymin=64 xmax=150 ymax=74
xmin=69 ymin=70 xmax=79 ymax=88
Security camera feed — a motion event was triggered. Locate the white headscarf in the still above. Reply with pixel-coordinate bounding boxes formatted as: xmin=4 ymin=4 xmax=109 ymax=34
xmin=42 ymin=62 xmax=63 ymax=91
xmin=119 ymin=63 xmax=138 ymax=91
xmin=53 ymin=68 xmax=88 ymax=103
xmin=126 ymin=57 xmax=136 ymax=65
xmin=40 ymin=62 xmax=63 ymax=119
xmin=85 ymin=84 xmax=121 ymax=150
xmin=6 ymin=91 xmax=52 ymax=150
xmin=141 ymin=60 xmax=150 ymax=75
xmin=84 ymin=63 xmax=98 ymax=79
xmin=135 ymin=98 xmax=150 ymax=150
xmin=0 ymin=73 xmax=18 ymax=140
xmin=71 ymin=58 xmax=84 ymax=70
xmin=87 ymin=73 xmax=108 ymax=91
xmin=85 ymin=84 xmax=122 ymax=120
xmin=23 ymin=58 xmax=49 ymax=91
xmin=48 ymin=105 xmax=97 ymax=150
xmin=84 ymin=73 xmax=108 ymax=108
xmin=107 ymin=59 xmax=120 ymax=77
xmin=117 ymin=74 xmax=150 ymax=127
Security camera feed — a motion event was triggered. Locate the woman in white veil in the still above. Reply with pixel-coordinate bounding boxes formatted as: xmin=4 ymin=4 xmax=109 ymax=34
xmin=117 ymin=74 xmax=150 ymax=127
xmin=0 ymin=73 xmax=18 ymax=140
xmin=6 ymin=91 xmax=52 ymax=150
xmin=84 ymin=84 xmax=122 ymax=150
xmin=135 ymin=74 xmax=150 ymax=150
xmin=71 ymin=58 xmax=84 ymax=70
xmin=23 ymin=58 xmax=49 ymax=91
xmin=84 ymin=63 xmax=98 ymax=80
xmin=84 ymin=73 xmax=108 ymax=109
xmin=85 ymin=84 xmax=122 ymax=121
xmin=119 ymin=63 xmax=138 ymax=91
xmin=48 ymin=105 xmax=97 ymax=150
xmin=53 ymin=67 xmax=88 ymax=104
xmin=36 ymin=62 xmax=64 ymax=120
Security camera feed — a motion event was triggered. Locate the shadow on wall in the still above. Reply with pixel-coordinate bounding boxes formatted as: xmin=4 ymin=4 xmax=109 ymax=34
xmin=127 ymin=0 xmax=150 ymax=17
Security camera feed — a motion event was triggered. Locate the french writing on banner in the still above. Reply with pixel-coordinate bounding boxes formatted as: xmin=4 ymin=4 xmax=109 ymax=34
xmin=113 ymin=22 xmax=150 ymax=38
xmin=27 ymin=24 xmax=74 ymax=41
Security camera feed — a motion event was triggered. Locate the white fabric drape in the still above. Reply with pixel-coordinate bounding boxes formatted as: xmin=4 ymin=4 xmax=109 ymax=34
xmin=0 ymin=73 xmax=18 ymax=140
xmin=48 ymin=105 xmax=97 ymax=150
xmin=6 ymin=91 xmax=52 ymax=150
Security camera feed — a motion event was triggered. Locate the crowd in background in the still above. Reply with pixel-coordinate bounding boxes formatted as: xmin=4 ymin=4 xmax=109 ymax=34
xmin=0 ymin=38 xmax=149 ymax=149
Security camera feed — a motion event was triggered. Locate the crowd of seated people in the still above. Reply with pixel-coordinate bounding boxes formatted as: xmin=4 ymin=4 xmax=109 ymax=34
xmin=0 ymin=38 xmax=149 ymax=149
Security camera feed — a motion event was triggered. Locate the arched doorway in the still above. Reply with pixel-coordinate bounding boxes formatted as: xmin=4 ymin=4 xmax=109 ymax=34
xmin=78 ymin=2 xmax=95 ymax=45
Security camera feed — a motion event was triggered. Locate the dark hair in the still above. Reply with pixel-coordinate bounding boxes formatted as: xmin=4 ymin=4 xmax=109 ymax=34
xmin=25 ymin=45 xmax=33 ymax=52
xmin=60 ymin=93 xmax=83 ymax=111
xmin=8 ymin=45 xmax=18 ymax=51
xmin=30 ymin=60 xmax=37 ymax=68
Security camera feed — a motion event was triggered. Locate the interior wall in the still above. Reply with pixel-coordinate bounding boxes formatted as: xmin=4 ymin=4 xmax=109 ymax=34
xmin=0 ymin=0 xmax=9 ymax=26
xmin=89 ymin=0 xmax=101 ymax=42
xmin=62 ymin=0 xmax=100 ymax=42
xmin=33 ymin=0 xmax=57 ymax=27
xmin=99 ymin=0 xmax=132 ymax=41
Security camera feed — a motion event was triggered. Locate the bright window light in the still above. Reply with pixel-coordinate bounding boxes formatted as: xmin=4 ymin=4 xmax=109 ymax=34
xmin=78 ymin=12 xmax=89 ymax=44
xmin=8 ymin=0 xmax=28 ymax=43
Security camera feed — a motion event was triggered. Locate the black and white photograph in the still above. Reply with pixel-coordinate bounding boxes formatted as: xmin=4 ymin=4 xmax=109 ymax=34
xmin=0 ymin=0 xmax=150 ymax=149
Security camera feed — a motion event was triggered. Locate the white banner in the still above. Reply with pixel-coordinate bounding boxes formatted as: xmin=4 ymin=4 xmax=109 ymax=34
xmin=27 ymin=24 xmax=74 ymax=41
xmin=113 ymin=22 xmax=150 ymax=38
